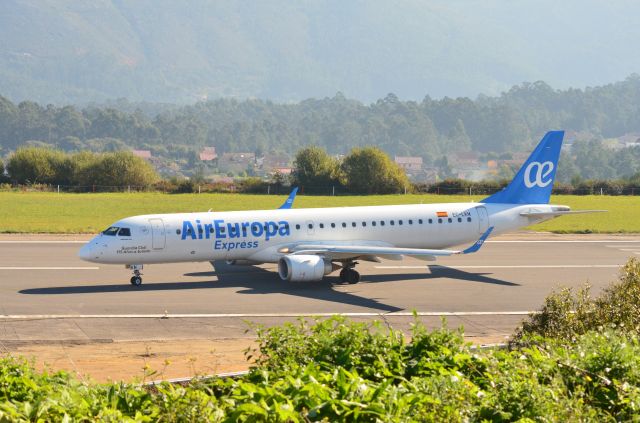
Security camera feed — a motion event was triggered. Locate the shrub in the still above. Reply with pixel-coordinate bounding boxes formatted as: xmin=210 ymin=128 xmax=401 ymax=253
xmin=511 ymin=258 xmax=640 ymax=345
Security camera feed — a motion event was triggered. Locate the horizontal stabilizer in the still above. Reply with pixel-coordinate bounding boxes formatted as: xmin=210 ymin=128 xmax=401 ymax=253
xmin=520 ymin=210 xmax=607 ymax=217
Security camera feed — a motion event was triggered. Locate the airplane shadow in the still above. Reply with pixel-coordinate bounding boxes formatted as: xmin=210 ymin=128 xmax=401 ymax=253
xmin=365 ymin=265 xmax=519 ymax=287
xmin=18 ymin=263 xmax=518 ymax=312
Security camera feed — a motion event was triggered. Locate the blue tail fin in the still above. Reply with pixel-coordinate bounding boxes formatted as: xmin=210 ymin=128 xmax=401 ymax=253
xmin=482 ymin=131 xmax=564 ymax=204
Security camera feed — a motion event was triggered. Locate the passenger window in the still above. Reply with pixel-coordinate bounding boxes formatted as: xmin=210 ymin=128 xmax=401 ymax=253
xmin=308 ymin=223 xmax=313 ymax=229
xmin=448 ymin=218 xmax=452 ymax=223
xmin=458 ymin=217 xmax=462 ymax=223
xmin=342 ymin=222 xmax=347 ymax=228
xmin=362 ymin=222 xmax=366 ymax=227
xmin=352 ymin=222 xmax=356 ymax=227
xmin=319 ymin=223 xmax=324 ymax=229
xmin=372 ymin=221 xmax=377 ymax=226
xmin=295 ymin=224 xmax=301 ymax=230
xmin=102 ymin=227 xmax=119 ymax=236
xmin=399 ymin=220 xmax=403 ymax=225
xmin=467 ymin=217 xmax=472 ymax=222
xmin=118 ymin=228 xmax=131 ymax=237
xmin=428 ymin=219 xmax=433 ymax=224
xmin=408 ymin=219 xmax=413 ymax=224
xmin=331 ymin=223 xmax=336 ymax=228
xmin=438 ymin=218 xmax=443 ymax=224
xmin=390 ymin=220 xmax=395 ymax=225
xmin=176 ymin=229 xmax=181 ymax=235
xmin=380 ymin=221 xmax=385 ymax=226
xmin=418 ymin=219 xmax=423 ymax=224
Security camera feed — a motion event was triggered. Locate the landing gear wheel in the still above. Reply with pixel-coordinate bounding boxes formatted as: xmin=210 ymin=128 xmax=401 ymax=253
xmin=347 ymin=269 xmax=360 ymax=284
xmin=339 ymin=268 xmax=348 ymax=282
xmin=129 ymin=266 xmax=143 ymax=286
xmin=339 ymin=268 xmax=360 ymax=284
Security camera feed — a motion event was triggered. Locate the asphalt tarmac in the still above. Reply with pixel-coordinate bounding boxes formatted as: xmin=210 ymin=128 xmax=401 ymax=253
xmin=1 ymin=234 xmax=639 ymax=343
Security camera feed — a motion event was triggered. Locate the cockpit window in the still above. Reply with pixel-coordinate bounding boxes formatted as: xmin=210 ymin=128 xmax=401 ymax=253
xmin=103 ymin=227 xmax=119 ymax=236
xmin=118 ymin=228 xmax=131 ymax=237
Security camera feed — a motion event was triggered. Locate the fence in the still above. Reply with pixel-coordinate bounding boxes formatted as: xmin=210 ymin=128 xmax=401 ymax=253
xmin=2 ymin=181 xmax=640 ymax=196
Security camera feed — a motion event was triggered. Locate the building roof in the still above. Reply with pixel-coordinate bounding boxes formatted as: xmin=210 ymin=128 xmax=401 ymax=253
xmin=132 ymin=150 xmax=152 ymax=159
xmin=199 ymin=147 xmax=217 ymax=161
xmin=394 ymin=156 xmax=423 ymax=165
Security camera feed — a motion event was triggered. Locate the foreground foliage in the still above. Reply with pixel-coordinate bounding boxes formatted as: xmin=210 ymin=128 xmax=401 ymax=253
xmin=4 ymin=259 xmax=640 ymax=421
xmin=512 ymin=258 xmax=640 ymax=344
xmin=1 ymin=321 xmax=640 ymax=421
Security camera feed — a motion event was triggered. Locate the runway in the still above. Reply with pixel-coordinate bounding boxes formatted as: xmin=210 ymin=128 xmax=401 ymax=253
xmin=1 ymin=234 xmax=639 ymax=343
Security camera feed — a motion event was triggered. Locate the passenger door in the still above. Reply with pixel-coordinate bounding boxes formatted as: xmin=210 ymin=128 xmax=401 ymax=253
xmin=149 ymin=218 xmax=166 ymax=250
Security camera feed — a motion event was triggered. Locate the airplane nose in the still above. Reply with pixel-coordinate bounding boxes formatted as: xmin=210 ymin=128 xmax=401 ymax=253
xmin=78 ymin=243 xmax=98 ymax=262
xmin=78 ymin=244 xmax=91 ymax=261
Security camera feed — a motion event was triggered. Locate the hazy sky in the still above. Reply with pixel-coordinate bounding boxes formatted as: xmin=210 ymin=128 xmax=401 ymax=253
xmin=1 ymin=0 xmax=639 ymax=103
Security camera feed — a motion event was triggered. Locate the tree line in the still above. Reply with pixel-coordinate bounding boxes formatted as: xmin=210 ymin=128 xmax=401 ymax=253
xmin=5 ymin=145 xmax=640 ymax=196
xmin=1 ymin=75 xmax=640 ymax=181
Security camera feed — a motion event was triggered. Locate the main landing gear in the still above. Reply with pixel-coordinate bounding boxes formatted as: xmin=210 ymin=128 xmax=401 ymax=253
xmin=128 ymin=264 xmax=144 ymax=286
xmin=339 ymin=261 xmax=360 ymax=284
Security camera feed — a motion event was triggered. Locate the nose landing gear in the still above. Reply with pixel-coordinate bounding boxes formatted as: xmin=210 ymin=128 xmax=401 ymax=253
xmin=127 ymin=264 xmax=144 ymax=286
xmin=339 ymin=261 xmax=360 ymax=284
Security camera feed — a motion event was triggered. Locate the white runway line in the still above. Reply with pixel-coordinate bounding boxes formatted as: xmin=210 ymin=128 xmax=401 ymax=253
xmin=0 ymin=267 xmax=99 ymax=270
xmin=375 ymin=265 xmax=620 ymax=269
xmin=0 ymin=311 xmax=535 ymax=319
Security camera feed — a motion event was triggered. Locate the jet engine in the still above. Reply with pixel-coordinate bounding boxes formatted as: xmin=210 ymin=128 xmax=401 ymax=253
xmin=278 ymin=255 xmax=338 ymax=282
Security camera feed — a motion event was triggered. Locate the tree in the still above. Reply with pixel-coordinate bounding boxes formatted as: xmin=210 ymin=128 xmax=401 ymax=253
xmin=7 ymin=147 xmax=66 ymax=184
xmin=291 ymin=146 xmax=340 ymax=193
xmin=341 ymin=147 xmax=410 ymax=194
xmin=82 ymin=151 xmax=159 ymax=187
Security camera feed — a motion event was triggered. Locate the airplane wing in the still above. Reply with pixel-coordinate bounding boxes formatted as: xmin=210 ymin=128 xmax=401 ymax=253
xmin=278 ymin=187 xmax=298 ymax=209
xmin=280 ymin=226 xmax=493 ymax=261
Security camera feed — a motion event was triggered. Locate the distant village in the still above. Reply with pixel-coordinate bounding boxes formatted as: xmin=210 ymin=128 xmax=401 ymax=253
xmin=131 ymin=130 xmax=640 ymax=183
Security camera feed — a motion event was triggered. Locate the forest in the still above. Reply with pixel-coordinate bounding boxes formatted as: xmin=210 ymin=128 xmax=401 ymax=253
xmin=1 ymin=75 xmax=640 ymax=182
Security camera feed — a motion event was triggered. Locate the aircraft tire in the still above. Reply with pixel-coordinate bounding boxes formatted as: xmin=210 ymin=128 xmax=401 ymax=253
xmin=339 ymin=268 xmax=348 ymax=283
xmin=130 ymin=276 xmax=142 ymax=286
xmin=347 ymin=270 xmax=360 ymax=284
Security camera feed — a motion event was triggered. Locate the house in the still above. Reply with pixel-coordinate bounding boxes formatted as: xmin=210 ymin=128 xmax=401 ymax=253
xmin=132 ymin=150 xmax=152 ymax=159
xmin=449 ymin=151 xmax=479 ymax=167
xmin=272 ymin=167 xmax=293 ymax=176
xmin=394 ymin=156 xmax=423 ymax=173
xmin=218 ymin=152 xmax=257 ymax=174
xmin=199 ymin=147 xmax=217 ymax=161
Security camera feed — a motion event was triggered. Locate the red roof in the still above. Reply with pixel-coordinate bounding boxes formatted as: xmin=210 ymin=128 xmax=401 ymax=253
xmin=132 ymin=150 xmax=152 ymax=159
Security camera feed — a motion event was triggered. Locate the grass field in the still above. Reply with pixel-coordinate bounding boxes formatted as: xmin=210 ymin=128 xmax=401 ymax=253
xmin=0 ymin=192 xmax=637 ymax=233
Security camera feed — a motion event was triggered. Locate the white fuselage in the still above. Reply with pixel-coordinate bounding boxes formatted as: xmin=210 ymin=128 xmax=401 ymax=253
xmin=78 ymin=202 xmax=557 ymax=265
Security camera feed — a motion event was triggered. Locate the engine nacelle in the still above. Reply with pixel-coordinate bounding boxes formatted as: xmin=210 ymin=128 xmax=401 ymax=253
xmin=278 ymin=255 xmax=336 ymax=282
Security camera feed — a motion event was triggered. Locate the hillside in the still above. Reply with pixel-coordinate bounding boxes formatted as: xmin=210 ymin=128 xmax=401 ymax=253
xmin=1 ymin=0 xmax=640 ymax=104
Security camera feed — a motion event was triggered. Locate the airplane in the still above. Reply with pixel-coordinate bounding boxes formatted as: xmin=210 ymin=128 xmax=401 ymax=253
xmin=79 ymin=130 xmax=600 ymax=286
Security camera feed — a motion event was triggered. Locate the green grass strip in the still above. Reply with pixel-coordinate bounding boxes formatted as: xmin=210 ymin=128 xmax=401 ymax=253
xmin=0 ymin=192 xmax=635 ymax=233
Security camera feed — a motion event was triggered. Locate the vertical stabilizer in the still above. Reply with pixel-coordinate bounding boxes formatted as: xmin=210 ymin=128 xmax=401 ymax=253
xmin=482 ymin=131 xmax=564 ymax=204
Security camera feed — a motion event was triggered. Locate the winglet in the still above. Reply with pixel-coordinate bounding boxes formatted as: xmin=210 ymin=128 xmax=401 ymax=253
xmin=278 ymin=187 xmax=298 ymax=209
xmin=461 ymin=226 xmax=494 ymax=254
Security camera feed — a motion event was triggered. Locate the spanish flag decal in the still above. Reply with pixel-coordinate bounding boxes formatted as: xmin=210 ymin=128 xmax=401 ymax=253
xmin=436 ymin=211 xmax=448 ymax=217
